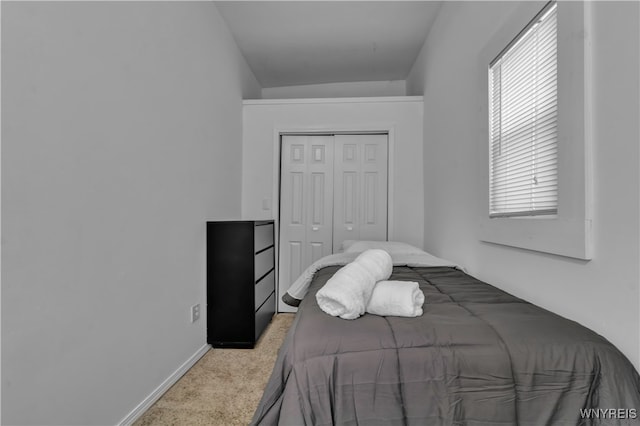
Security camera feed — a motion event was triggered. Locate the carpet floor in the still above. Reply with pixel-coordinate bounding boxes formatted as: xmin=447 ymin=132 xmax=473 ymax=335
xmin=133 ymin=313 xmax=295 ymax=426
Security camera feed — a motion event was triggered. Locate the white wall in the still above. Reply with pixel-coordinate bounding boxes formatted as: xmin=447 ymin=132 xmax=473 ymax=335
xmin=1 ymin=2 xmax=260 ymax=425
xmin=242 ymin=97 xmax=424 ymax=249
xmin=407 ymin=1 xmax=640 ymax=370
xmin=262 ymin=80 xmax=406 ymax=99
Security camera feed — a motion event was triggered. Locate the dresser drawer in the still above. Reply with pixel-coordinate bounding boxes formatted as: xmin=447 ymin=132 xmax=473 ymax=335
xmin=255 ymin=246 xmax=274 ymax=281
xmin=254 ymin=223 xmax=274 ymax=253
xmin=255 ymin=291 xmax=275 ymax=341
xmin=255 ymin=269 xmax=275 ymax=311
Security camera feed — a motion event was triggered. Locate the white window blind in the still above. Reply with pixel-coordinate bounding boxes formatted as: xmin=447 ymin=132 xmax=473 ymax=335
xmin=489 ymin=2 xmax=557 ymax=218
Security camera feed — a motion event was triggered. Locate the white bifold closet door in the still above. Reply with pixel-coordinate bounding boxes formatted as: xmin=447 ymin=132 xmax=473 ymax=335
xmin=279 ymin=135 xmax=335 ymax=287
xmin=333 ymin=134 xmax=388 ymax=252
xmin=278 ymin=134 xmax=388 ymax=312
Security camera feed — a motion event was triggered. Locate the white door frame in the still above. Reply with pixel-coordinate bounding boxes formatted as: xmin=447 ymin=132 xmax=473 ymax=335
xmin=272 ymin=123 xmax=397 ymax=312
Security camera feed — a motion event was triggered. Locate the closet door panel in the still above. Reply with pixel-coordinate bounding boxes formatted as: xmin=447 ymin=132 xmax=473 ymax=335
xmin=279 ymin=137 xmax=308 ymax=310
xmin=333 ymin=134 xmax=388 ymax=252
xmin=279 ymin=135 xmax=334 ymax=312
xmin=334 ymin=170 xmax=359 ymax=252
xmin=305 ymin=138 xmax=334 ymax=267
xmin=364 ymin=172 xmax=378 ymax=224
xmin=334 ymin=139 xmax=359 ymax=252
xmin=287 ymin=241 xmax=303 ymax=290
xmin=359 ymin=136 xmax=388 ymax=242
xmin=289 ymin=172 xmax=304 ymax=224
xmin=309 ymin=242 xmax=325 ymax=264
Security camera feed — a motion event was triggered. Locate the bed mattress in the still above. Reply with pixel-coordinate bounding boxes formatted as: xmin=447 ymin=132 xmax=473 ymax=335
xmin=252 ymin=266 xmax=640 ymax=425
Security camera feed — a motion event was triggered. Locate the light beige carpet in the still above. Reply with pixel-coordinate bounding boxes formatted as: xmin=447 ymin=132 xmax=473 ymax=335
xmin=134 ymin=313 xmax=295 ymax=426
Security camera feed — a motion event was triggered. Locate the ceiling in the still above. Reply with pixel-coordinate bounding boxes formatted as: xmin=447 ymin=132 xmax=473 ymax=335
xmin=215 ymin=1 xmax=442 ymax=88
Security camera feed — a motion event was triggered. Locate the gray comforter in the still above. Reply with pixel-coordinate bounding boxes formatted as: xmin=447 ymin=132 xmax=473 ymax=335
xmin=252 ymin=266 xmax=640 ymax=425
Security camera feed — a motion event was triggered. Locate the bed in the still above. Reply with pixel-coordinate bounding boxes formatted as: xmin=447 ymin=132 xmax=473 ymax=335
xmin=252 ymin=242 xmax=640 ymax=425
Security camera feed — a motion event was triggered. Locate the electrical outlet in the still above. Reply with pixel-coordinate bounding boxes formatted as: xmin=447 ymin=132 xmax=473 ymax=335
xmin=190 ymin=304 xmax=201 ymax=323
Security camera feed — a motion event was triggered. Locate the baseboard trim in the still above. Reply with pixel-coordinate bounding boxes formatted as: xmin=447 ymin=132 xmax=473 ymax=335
xmin=118 ymin=344 xmax=211 ymax=426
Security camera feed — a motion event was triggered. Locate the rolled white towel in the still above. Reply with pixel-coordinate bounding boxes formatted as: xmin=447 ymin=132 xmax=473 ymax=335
xmin=353 ymin=249 xmax=392 ymax=282
xmin=366 ymin=280 xmax=425 ymax=317
xmin=316 ymin=261 xmax=376 ymax=320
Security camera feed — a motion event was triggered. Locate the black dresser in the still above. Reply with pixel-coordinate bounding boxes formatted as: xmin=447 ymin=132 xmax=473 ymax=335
xmin=206 ymin=220 xmax=276 ymax=348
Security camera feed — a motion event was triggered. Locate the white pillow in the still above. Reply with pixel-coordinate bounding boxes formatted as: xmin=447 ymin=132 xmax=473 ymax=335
xmin=342 ymin=240 xmax=425 ymax=255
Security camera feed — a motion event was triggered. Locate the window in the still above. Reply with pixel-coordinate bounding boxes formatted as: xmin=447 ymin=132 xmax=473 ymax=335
xmin=489 ymin=2 xmax=557 ymax=218
xmin=479 ymin=1 xmax=592 ymax=260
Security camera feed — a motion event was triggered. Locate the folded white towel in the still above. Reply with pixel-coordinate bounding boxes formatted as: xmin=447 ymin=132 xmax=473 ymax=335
xmin=366 ymin=280 xmax=425 ymax=317
xmin=353 ymin=249 xmax=393 ymax=282
xmin=316 ymin=249 xmax=393 ymax=320
xmin=316 ymin=261 xmax=375 ymax=319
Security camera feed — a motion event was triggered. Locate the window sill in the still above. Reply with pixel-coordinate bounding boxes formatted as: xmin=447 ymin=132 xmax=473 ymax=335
xmin=479 ymin=216 xmax=592 ymax=260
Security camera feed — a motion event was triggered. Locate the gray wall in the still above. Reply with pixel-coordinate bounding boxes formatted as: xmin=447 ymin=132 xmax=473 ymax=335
xmin=2 ymin=2 xmax=260 ymax=424
xmin=407 ymin=1 xmax=640 ymax=369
